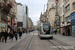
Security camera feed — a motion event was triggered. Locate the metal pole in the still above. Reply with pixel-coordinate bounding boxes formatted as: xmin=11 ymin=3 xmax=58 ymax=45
xmin=47 ymin=4 xmax=48 ymax=23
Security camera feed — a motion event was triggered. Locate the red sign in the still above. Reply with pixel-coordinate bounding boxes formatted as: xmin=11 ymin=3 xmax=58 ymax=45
xmin=12 ymin=19 xmax=14 ymax=25
xmin=14 ymin=23 xmax=17 ymax=25
xmin=7 ymin=20 xmax=10 ymax=22
xmin=55 ymin=1 xmax=58 ymax=3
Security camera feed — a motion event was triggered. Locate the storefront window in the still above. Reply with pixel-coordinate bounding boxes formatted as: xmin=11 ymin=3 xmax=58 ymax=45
xmin=65 ymin=0 xmax=69 ymax=2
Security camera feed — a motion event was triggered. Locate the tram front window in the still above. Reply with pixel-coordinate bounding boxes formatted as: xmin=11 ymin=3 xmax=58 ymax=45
xmin=43 ymin=24 xmax=50 ymax=34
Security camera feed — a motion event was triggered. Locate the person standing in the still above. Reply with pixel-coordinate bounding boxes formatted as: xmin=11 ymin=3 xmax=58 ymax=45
xmin=55 ymin=29 xmax=57 ymax=35
xmin=1 ymin=30 xmax=5 ymax=42
xmin=9 ymin=31 xmax=14 ymax=42
xmin=19 ymin=31 xmax=22 ymax=39
xmin=68 ymin=28 xmax=70 ymax=36
xmin=0 ymin=32 xmax=1 ymax=42
xmin=15 ymin=31 xmax=18 ymax=42
xmin=4 ymin=30 xmax=8 ymax=43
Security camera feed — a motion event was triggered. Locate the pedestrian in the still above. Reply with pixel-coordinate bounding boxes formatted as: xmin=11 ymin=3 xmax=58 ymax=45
xmin=1 ymin=30 xmax=5 ymax=42
xmin=9 ymin=31 xmax=14 ymax=42
xmin=68 ymin=28 xmax=70 ymax=36
xmin=19 ymin=31 xmax=22 ymax=39
xmin=55 ymin=29 xmax=57 ymax=35
xmin=15 ymin=31 xmax=18 ymax=42
xmin=4 ymin=30 xmax=8 ymax=43
xmin=0 ymin=32 xmax=1 ymax=42
xmin=29 ymin=29 xmax=30 ymax=33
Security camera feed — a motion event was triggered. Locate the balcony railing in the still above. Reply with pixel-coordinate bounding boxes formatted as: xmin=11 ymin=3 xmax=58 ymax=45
xmin=3 ymin=3 xmax=10 ymax=11
xmin=8 ymin=1 xmax=12 ymax=8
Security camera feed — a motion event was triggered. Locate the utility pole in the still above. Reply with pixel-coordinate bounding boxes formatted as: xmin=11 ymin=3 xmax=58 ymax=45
xmin=47 ymin=4 xmax=48 ymax=23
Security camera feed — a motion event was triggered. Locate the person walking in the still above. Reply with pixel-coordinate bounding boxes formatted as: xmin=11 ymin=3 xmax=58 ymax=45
xmin=55 ymin=29 xmax=57 ymax=35
xmin=0 ymin=32 xmax=1 ymax=42
xmin=4 ymin=30 xmax=8 ymax=43
xmin=15 ymin=31 xmax=18 ymax=42
xmin=9 ymin=31 xmax=14 ymax=42
xmin=1 ymin=30 xmax=5 ymax=42
xmin=19 ymin=31 xmax=22 ymax=39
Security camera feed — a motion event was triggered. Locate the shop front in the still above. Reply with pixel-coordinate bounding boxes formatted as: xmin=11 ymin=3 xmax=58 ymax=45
xmin=71 ymin=12 xmax=75 ymax=36
xmin=64 ymin=25 xmax=71 ymax=36
xmin=1 ymin=23 xmax=6 ymax=31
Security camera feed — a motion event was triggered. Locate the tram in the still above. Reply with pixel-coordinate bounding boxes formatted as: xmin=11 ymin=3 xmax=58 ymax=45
xmin=38 ymin=23 xmax=53 ymax=39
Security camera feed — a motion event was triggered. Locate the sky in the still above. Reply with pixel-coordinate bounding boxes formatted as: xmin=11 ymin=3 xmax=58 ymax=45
xmin=16 ymin=0 xmax=48 ymax=25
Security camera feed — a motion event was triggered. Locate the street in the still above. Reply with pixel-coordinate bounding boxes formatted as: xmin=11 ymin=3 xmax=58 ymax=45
xmin=10 ymin=31 xmax=75 ymax=50
xmin=0 ymin=0 xmax=75 ymax=50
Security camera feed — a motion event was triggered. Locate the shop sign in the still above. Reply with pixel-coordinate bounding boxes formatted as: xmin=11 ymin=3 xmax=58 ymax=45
xmin=1 ymin=24 xmax=5 ymax=27
xmin=12 ymin=19 xmax=14 ymax=25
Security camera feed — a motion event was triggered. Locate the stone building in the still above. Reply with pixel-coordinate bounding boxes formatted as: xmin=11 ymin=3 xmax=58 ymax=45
xmin=41 ymin=11 xmax=47 ymax=23
xmin=64 ymin=0 xmax=75 ymax=36
xmin=28 ymin=17 xmax=33 ymax=31
xmin=0 ymin=0 xmax=17 ymax=32
xmin=48 ymin=7 xmax=55 ymax=28
xmin=7 ymin=0 xmax=17 ymax=32
xmin=55 ymin=0 xmax=75 ymax=36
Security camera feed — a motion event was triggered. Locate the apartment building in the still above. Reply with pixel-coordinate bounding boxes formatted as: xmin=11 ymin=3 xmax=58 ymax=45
xmin=47 ymin=0 xmax=56 ymax=10
xmin=59 ymin=0 xmax=75 ymax=36
xmin=28 ymin=17 xmax=33 ymax=31
xmin=41 ymin=11 xmax=47 ymax=23
xmin=47 ymin=0 xmax=56 ymax=28
xmin=7 ymin=0 xmax=17 ymax=32
xmin=70 ymin=0 xmax=75 ymax=36
xmin=57 ymin=0 xmax=65 ymax=35
xmin=0 ymin=0 xmax=17 ymax=32
xmin=48 ymin=7 xmax=55 ymax=28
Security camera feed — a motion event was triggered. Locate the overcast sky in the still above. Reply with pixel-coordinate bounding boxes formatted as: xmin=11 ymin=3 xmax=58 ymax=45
xmin=16 ymin=0 xmax=48 ymax=25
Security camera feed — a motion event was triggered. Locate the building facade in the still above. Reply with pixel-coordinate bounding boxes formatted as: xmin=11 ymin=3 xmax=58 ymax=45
xmin=7 ymin=0 xmax=17 ymax=32
xmin=48 ymin=7 xmax=55 ymax=28
xmin=47 ymin=0 xmax=56 ymax=10
xmin=69 ymin=0 xmax=75 ymax=36
xmin=47 ymin=0 xmax=56 ymax=28
xmin=28 ymin=17 xmax=33 ymax=31
xmin=59 ymin=0 xmax=65 ymax=35
xmin=0 ymin=0 xmax=17 ymax=32
xmin=56 ymin=0 xmax=75 ymax=36
xmin=41 ymin=11 xmax=47 ymax=23
xmin=17 ymin=3 xmax=28 ymax=32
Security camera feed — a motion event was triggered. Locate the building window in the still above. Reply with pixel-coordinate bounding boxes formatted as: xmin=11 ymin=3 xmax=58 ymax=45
xmin=66 ymin=16 xmax=70 ymax=21
xmin=48 ymin=0 xmax=55 ymax=2
xmin=65 ymin=0 xmax=69 ymax=2
xmin=65 ymin=4 xmax=70 ymax=12
xmin=73 ymin=3 xmax=75 ymax=9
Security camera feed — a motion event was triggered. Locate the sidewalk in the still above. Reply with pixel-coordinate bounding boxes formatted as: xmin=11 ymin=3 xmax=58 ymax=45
xmin=53 ymin=34 xmax=75 ymax=47
xmin=0 ymin=33 xmax=28 ymax=50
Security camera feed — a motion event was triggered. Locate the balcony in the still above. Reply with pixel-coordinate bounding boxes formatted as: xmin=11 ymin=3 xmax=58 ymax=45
xmin=3 ymin=3 xmax=10 ymax=12
xmin=8 ymin=1 xmax=12 ymax=8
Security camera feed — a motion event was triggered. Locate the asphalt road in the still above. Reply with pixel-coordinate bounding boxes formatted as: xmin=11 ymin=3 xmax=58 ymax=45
xmin=10 ymin=31 xmax=75 ymax=50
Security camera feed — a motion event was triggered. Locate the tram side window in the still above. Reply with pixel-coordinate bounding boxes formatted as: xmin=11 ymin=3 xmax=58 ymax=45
xmin=40 ymin=26 xmax=42 ymax=34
